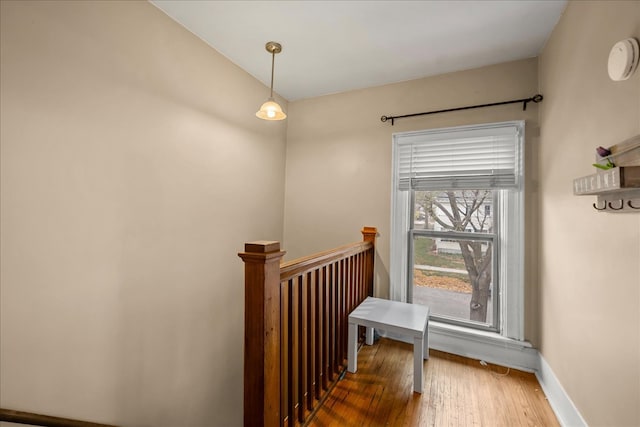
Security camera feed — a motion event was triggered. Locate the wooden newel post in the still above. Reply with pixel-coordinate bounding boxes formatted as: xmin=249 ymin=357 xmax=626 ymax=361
xmin=361 ymin=226 xmax=377 ymax=246
xmin=238 ymin=241 xmax=286 ymax=427
xmin=361 ymin=227 xmax=377 ymax=296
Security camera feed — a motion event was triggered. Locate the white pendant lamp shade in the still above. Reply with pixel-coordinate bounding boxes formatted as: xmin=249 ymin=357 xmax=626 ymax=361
xmin=256 ymin=97 xmax=287 ymax=120
xmin=256 ymin=41 xmax=286 ymax=121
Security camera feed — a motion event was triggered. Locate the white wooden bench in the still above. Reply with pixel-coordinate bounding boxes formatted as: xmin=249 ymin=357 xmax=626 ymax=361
xmin=347 ymin=297 xmax=430 ymax=393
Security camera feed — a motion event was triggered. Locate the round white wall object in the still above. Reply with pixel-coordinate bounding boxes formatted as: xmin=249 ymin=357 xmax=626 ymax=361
xmin=608 ymin=38 xmax=639 ymax=81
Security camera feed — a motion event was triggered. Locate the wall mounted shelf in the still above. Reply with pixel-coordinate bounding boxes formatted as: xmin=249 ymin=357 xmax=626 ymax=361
xmin=573 ymin=166 xmax=640 ymax=213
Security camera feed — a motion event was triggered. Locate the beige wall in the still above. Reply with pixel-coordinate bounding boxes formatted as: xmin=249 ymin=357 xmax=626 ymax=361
xmin=284 ymin=58 xmax=541 ymax=342
xmin=0 ymin=1 xmax=286 ymax=425
xmin=538 ymin=1 xmax=640 ymax=425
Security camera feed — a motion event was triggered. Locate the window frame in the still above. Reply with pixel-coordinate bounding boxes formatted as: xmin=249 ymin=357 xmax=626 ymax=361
xmin=390 ymin=121 xmax=525 ymax=341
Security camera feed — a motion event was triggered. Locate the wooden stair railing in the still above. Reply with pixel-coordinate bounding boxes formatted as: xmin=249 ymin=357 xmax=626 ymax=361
xmin=0 ymin=408 xmax=118 ymax=427
xmin=238 ymin=227 xmax=377 ymax=427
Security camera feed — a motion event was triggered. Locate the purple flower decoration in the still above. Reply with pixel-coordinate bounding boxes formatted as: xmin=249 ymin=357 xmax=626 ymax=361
xmin=596 ymin=146 xmax=611 ymax=157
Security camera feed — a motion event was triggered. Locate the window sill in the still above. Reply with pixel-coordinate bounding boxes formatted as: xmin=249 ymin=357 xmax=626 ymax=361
xmin=429 ymin=321 xmax=532 ymax=349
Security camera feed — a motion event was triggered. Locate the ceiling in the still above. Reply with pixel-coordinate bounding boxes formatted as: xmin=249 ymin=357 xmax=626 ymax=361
xmin=150 ymin=1 xmax=566 ymax=102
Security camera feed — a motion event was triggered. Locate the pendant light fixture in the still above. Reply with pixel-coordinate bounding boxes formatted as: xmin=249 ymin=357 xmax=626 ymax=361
xmin=256 ymin=41 xmax=287 ymax=121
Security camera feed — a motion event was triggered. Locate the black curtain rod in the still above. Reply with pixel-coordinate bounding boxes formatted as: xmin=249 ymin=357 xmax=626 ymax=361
xmin=380 ymin=94 xmax=543 ymax=125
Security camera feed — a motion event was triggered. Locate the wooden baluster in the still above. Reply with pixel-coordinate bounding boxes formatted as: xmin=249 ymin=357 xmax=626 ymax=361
xmin=359 ymin=252 xmax=364 ymax=302
xmin=353 ymin=256 xmax=358 ymax=308
xmin=338 ymin=259 xmax=347 ymax=366
xmin=313 ymin=268 xmax=322 ymax=399
xmin=347 ymin=257 xmax=352 ymax=315
xmin=322 ymin=265 xmax=330 ymax=389
xmin=362 ymin=227 xmax=377 ymax=296
xmin=344 ymin=257 xmax=349 ymax=317
xmin=356 ymin=253 xmax=364 ymax=304
xmin=306 ymin=271 xmax=315 ymax=411
xmin=360 ymin=251 xmax=366 ymax=302
xmin=345 ymin=258 xmax=350 ymax=366
xmin=281 ymin=280 xmax=289 ymax=427
xmin=336 ymin=259 xmax=343 ymax=371
xmin=344 ymin=257 xmax=349 ymax=364
xmin=344 ymin=257 xmax=350 ymax=364
xmin=331 ymin=262 xmax=338 ymax=375
xmin=352 ymin=254 xmax=358 ymax=308
xmin=238 ymin=241 xmax=286 ymax=427
xmin=297 ymin=275 xmax=306 ymax=424
xmin=289 ymin=278 xmax=299 ymax=426
xmin=351 ymin=255 xmax=356 ymax=310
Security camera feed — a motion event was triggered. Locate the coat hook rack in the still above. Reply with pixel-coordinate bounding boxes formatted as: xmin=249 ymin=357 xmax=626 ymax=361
xmin=592 ymin=197 xmax=640 ymax=212
xmin=575 ymin=155 xmax=640 ymax=214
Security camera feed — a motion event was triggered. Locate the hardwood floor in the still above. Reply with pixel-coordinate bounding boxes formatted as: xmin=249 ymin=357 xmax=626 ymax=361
xmin=308 ymin=338 xmax=559 ymax=427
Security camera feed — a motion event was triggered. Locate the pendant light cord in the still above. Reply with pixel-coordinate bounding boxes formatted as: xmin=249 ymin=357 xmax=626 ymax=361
xmin=270 ymin=51 xmax=275 ymax=98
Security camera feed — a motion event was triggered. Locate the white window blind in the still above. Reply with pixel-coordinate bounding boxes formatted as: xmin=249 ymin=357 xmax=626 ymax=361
xmin=396 ymin=122 xmax=522 ymax=190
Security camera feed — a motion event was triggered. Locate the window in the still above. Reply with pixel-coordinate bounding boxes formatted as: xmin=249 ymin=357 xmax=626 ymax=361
xmin=390 ymin=121 xmax=524 ymax=339
xmin=412 ymin=189 xmax=498 ymax=330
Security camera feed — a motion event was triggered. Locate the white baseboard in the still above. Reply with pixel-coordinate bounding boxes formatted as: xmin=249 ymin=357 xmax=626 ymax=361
xmin=378 ymin=322 xmax=538 ymax=372
xmin=375 ymin=324 xmax=587 ymax=427
xmin=535 ymin=355 xmax=588 ymax=427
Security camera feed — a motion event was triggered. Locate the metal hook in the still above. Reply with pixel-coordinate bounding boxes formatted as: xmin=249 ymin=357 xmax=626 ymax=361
xmin=628 ymin=200 xmax=640 ymax=210
xmin=593 ymin=200 xmax=607 ymax=211
xmin=608 ymin=200 xmax=624 ymax=210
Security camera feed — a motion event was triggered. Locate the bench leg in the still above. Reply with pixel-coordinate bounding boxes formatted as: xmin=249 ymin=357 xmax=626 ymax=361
xmin=424 ymin=318 xmax=429 ymax=360
xmin=365 ymin=326 xmax=374 ymax=345
xmin=348 ymin=321 xmax=357 ymax=373
xmin=413 ymin=335 xmax=424 ymax=393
